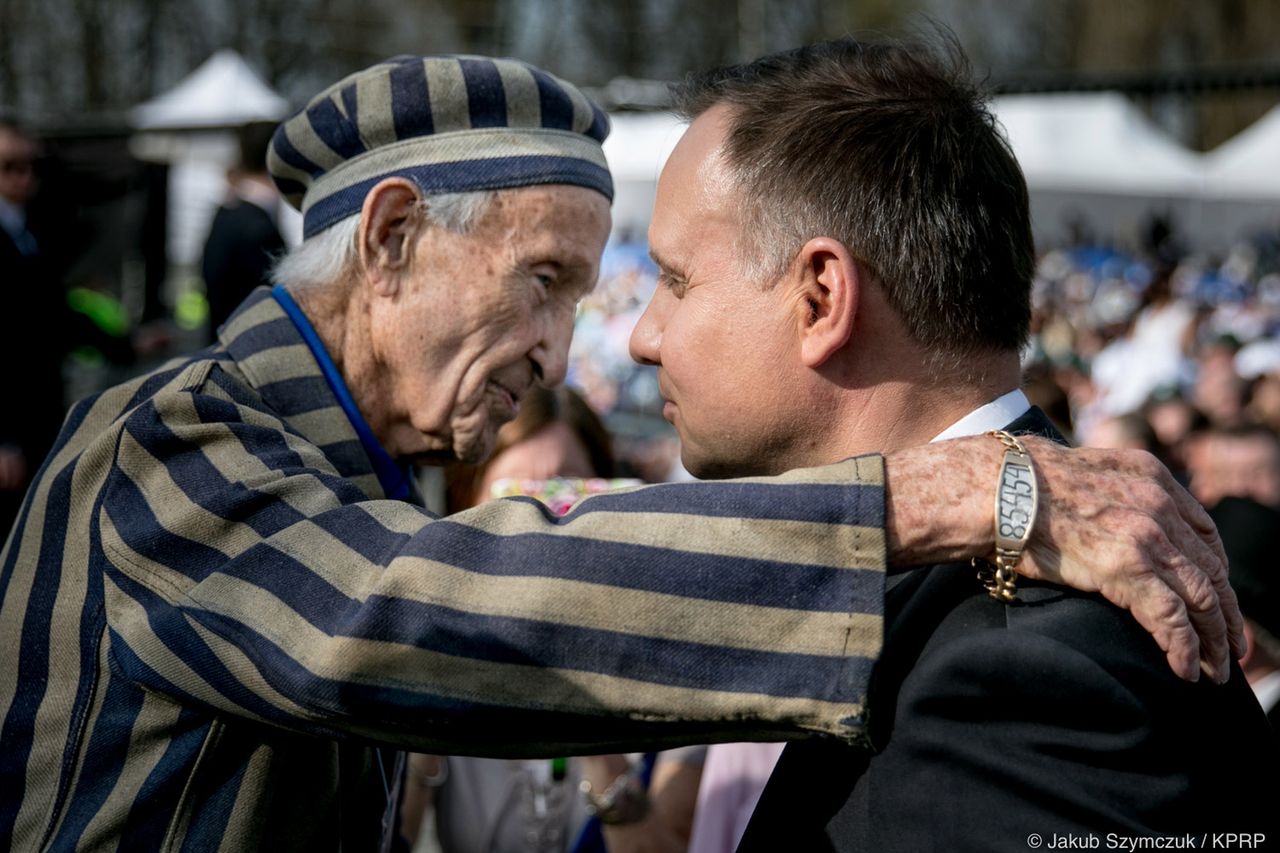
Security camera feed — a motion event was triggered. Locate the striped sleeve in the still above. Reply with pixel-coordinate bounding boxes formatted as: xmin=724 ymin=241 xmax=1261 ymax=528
xmin=96 ymin=360 xmax=885 ymax=751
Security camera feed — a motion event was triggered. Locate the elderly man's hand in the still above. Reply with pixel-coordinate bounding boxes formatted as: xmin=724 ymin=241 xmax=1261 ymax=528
xmin=883 ymin=436 xmax=1244 ymax=684
xmin=1017 ymin=438 xmax=1243 ymax=684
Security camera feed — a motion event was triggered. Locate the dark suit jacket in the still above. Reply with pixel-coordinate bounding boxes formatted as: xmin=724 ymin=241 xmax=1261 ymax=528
xmin=201 ymin=198 xmax=285 ymax=339
xmin=740 ymin=408 xmax=1279 ymax=853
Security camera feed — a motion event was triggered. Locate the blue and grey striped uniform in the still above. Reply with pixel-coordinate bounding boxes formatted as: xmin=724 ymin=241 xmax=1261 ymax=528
xmin=268 ymin=54 xmax=615 ymax=239
xmin=0 ymin=288 xmax=885 ymax=850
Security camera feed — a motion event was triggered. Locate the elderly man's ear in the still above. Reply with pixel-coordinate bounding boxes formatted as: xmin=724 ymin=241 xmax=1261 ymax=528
xmin=794 ymin=237 xmax=860 ymax=369
xmin=359 ymin=178 xmax=424 ymax=295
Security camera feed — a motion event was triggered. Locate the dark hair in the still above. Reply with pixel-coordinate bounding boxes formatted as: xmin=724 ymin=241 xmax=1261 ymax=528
xmin=671 ymin=35 xmax=1033 ymax=357
xmin=445 ymin=387 xmax=616 ymax=512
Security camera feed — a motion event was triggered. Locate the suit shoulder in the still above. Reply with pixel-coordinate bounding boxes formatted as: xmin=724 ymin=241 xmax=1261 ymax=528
xmin=894 ymin=572 xmax=1272 ymax=751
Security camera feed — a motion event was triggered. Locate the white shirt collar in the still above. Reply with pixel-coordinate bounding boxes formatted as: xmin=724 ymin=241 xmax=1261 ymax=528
xmin=930 ymin=388 xmax=1032 ymax=443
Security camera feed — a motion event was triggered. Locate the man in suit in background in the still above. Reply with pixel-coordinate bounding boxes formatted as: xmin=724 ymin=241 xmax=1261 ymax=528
xmin=0 ymin=119 xmax=67 ymax=538
xmin=627 ymin=37 xmax=1277 ymax=850
xmin=201 ymin=120 xmax=287 ymax=341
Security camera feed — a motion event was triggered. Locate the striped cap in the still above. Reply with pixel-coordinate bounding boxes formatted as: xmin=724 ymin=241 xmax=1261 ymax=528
xmin=268 ymin=55 xmax=614 ymax=239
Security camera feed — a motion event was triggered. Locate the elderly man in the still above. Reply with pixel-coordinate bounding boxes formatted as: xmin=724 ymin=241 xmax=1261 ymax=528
xmin=0 ymin=55 xmax=1242 ymax=851
xmin=620 ymin=39 xmax=1276 ymax=849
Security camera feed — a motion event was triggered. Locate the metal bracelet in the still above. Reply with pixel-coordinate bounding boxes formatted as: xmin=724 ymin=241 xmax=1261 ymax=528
xmin=974 ymin=429 xmax=1038 ymax=603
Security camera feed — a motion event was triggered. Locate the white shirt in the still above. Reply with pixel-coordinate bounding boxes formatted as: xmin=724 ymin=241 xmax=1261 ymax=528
xmin=1252 ymin=668 xmax=1280 ymax=716
xmin=931 ymin=388 xmax=1032 ymax=443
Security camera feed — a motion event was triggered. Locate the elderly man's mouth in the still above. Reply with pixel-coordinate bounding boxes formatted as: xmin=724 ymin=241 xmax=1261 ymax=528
xmin=488 ymin=380 xmax=521 ymax=417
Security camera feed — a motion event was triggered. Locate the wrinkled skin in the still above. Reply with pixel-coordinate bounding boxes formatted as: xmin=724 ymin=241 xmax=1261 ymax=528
xmin=885 ymin=437 xmax=1241 ymax=683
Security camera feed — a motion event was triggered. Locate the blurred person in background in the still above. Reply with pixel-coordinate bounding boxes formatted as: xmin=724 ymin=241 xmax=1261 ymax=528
xmin=1081 ymin=412 xmax=1160 ymax=453
xmin=404 ymin=386 xmax=704 ymax=853
xmin=1076 ymin=267 xmax=1197 ymax=442
xmin=1103 ymin=266 xmax=1196 ymax=414
xmin=1018 ymin=362 xmax=1074 ymax=441
xmin=686 ymin=741 xmax=783 ymax=853
xmin=1082 ymin=411 xmax=1187 ymax=488
xmin=201 ymin=120 xmax=287 ymax=343
xmin=1186 ymin=423 xmax=1280 ymax=510
xmin=1193 ymin=336 xmax=1250 ymax=428
xmin=0 ymin=118 xmax=54 ymax=539
xmin=1209 ymin=496 xmax=1280 ymax=735
xmin=0 ymin=119 xmax=150 ymax=541
xmin=0 ymin=120 xmax=39 ymax=248
xmin=1143 ymin=391 xmax=1205 ymax=482
xmin=1245 ymin=371 xmax=1280 ymax=432
xmin=444 ymin=387 xmax=617 ymax=509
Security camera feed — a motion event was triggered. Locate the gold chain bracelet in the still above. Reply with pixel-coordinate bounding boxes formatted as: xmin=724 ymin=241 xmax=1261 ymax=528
xmin=974 ymin=429 xmax=1038 ymax=603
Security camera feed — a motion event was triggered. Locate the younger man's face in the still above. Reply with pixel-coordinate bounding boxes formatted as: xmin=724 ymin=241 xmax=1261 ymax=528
xmin=630 ymin=106 xmax=807 ymax=479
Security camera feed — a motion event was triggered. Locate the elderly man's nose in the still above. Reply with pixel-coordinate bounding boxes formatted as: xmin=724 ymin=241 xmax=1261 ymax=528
xmin=532 ymin=315 xmax=574 ymax=387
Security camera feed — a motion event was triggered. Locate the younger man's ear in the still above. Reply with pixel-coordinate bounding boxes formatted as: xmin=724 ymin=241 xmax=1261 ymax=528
xmin=793 ymin=237 xmax=860 ymax=368
xmin=359 ymin=178 xmax=422 ymax=297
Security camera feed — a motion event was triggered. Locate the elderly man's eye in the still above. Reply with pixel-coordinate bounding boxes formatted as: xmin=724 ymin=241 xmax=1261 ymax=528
xmin=531 ymin=267 xmax=560 ymax=293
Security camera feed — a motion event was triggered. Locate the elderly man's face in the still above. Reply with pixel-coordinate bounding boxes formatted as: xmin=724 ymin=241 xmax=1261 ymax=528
xmin=630 ymin=106 xmax=803 ymax=479
xmin=372 ymin=185 xmax=610 ymax=464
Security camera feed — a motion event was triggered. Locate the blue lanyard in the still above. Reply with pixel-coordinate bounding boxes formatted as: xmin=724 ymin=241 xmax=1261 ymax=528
xmin=271 ymin=284 xmax=412 ymax=500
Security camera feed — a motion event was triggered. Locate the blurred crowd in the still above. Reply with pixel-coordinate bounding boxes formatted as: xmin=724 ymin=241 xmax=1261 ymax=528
xmin=567 ymin=212 xmax=1280 ymax=515
xmin=1024 ymin=218 xmax=1280 ymax=510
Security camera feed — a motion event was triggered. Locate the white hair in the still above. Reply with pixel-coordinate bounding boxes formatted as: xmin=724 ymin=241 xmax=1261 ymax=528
xmin=272 ymin=189 xmax=495 ymax=290
xmin=419 ymin=190 xmax=495 ymax=233
xmin=271 ymin=214 xmax=360 ymax=290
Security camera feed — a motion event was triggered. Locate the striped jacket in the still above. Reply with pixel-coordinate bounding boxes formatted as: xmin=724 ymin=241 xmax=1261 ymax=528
xmin=0 ymin=288 xmax=886 ymax=851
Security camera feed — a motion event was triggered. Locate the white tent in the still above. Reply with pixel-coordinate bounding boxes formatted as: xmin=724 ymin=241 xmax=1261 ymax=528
xmin=599 ymin=99 xmax=1212 ymax=247
xmin=131 ymin=49 xmax=289 ymax=130
xmin=992 ymin=93 xmax=1207 ymax=248
xmin=1197 ymin=105 xmax=1280 ymax=243
xmin=993 ymin=93 xmax=1204 ymax=196
xmin=1204 ymin=104 xmax=1280 ymax=199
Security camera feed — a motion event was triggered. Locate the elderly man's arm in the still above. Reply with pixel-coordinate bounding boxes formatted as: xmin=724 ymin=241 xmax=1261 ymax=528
xmin=96 ymin=363 xmax=1234 ymax=753
xmin=98 ymin=363 xmax=886 ymax=751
